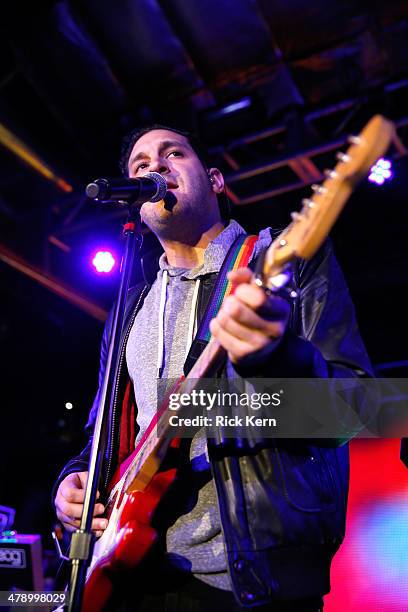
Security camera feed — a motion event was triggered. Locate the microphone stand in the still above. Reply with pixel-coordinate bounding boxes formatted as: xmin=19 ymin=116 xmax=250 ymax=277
xmin=66 ymin=202 xmax=143 ymax=612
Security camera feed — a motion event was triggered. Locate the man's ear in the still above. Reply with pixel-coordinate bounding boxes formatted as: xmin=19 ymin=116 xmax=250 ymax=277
xmin=207 ymin=168 xmax=225 ymax=193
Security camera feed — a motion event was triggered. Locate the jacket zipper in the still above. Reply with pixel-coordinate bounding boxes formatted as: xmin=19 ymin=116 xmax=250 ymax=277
xmin=104 ymin=284 xmax=149 ymax=489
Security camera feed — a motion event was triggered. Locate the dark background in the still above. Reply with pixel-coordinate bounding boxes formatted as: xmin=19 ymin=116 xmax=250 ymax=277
xmin=0 ymin=1 xmax=407 ymax=553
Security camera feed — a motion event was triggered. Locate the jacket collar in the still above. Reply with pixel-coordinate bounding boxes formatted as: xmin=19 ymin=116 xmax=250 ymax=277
xmin=141 ymin=248 xmax=162 ymax=285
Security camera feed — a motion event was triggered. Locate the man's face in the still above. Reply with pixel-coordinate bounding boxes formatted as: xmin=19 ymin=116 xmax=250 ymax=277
xmin=127 ymin=129 xmax=222 ymax=241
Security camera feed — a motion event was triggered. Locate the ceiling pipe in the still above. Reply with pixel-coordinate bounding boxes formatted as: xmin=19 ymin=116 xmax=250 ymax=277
xmin=0 ymin=123 xmax=73 ymax=193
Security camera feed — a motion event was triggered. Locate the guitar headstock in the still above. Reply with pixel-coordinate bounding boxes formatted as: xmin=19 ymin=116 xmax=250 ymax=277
xmin=261 ymin=114 xmax=395 ymax=284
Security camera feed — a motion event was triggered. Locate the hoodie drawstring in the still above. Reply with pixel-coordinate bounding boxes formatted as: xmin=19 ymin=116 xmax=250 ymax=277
xmin=157 ymin=270 xmax=168 ymax=378
xmin=157 ymin=272 xmax=200 ymax=378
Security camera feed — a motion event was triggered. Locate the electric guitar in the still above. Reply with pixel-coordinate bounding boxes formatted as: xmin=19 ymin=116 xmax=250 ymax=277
xmin=82 ymin=115 xmax=395 ymax=611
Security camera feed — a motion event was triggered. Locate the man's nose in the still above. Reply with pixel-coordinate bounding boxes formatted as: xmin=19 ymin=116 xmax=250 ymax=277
xmin=148 ymin=156 xmax=169 ymax=174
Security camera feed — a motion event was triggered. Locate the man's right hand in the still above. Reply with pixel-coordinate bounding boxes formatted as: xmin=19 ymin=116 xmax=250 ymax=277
xmin=55 ymin=471 xmax=108 ymax=538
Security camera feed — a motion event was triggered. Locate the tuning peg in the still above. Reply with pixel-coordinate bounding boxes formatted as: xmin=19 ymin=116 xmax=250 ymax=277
xmin=324 ymin=169 xmax=338 ymax=179
xmin=302 ymin=198 xmax=315 ymax=209
xmin=311 ymin=184 xmax=327 ymax=194
xmin=291 ymin=211 xmax=302 ymax=222
xmin=336 ymin=152 xmax=351 ymax=163
xmin=348 ymin=135 xmax=362 ymax=145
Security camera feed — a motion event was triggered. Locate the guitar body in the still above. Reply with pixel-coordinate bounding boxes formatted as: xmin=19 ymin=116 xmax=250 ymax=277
xmin=82 ymin=463 xmax=178 ymax=611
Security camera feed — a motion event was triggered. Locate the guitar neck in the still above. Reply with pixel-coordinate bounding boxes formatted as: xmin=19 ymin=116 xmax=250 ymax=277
xmin=187 ymin=337 xmax=226 ymax=379
xmin=110 ymin=338 xmax=226 ymax=496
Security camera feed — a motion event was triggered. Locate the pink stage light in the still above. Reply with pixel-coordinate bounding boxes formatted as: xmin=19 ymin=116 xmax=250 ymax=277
xmin=92 ymin=250 xmax=116 ymax=273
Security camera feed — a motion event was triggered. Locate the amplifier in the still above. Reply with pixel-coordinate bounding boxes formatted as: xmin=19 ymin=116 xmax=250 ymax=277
xmin=0 ymin=534 xmax=44 ymax=591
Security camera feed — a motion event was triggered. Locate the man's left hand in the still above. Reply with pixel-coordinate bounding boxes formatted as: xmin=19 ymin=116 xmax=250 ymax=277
xmin=209 ymin=267 xmax=291 ymax=364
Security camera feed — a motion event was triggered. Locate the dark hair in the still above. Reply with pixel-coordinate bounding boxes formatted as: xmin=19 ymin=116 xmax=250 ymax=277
xmin=119 ymin=123 xmax=231 ymax=221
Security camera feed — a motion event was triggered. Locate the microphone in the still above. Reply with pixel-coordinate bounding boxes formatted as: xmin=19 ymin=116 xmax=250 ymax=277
xmin=85 ymin=172 xmax=167 ymax=205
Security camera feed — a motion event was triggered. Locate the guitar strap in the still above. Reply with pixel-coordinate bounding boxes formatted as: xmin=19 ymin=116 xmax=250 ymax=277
xmin=183 ymin=233 xmax=258 ymax=375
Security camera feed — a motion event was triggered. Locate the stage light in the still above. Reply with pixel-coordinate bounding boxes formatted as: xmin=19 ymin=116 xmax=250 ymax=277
xmin=65 ymin=402 xmax=73 ymax=410
xmin=368 ymin=158 xmax=393 ymax=185
xmin=92 ymin=250 xmax=116 ymax=273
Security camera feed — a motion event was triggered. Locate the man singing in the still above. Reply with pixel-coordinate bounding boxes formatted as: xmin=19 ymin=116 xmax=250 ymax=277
xmin=54 ymin=125 xmax=372 ymax=611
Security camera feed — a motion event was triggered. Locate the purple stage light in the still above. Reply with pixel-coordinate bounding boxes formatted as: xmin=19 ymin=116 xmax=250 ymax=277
xmin=368 ymin=158 xmax=393 ymax=185
xmin=92 ymin=250 xmax=116 ymax=273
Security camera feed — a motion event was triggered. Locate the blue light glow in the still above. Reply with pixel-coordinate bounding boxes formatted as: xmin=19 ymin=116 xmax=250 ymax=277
xmin=218 ymin=97 xmax=252 ymax=116
xmin=354 ymin=496 xmax=408 ymax=589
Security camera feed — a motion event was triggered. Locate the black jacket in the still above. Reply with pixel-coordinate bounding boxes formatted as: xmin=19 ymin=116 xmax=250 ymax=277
xmin=54 ymin=238 xmax=372 ymax=607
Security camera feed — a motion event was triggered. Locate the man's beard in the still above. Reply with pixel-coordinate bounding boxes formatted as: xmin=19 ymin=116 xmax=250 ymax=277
xmin=141 ymin=198 xmax=199 ymax=243
xmin=141 ymin=190 xmax=212 ymax=243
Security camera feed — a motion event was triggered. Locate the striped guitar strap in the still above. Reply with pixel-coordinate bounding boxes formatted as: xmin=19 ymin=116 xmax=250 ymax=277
xmin=183 ymin=233 xmax=258 ymax=375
